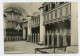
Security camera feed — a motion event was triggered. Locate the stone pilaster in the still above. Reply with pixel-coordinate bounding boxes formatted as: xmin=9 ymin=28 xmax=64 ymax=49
xmin=40 ymin=8 xmax=45 ymax=44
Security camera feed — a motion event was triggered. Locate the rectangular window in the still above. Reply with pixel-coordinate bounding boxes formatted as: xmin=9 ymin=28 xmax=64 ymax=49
xmin=60 ymin=2 xmax=64 ymax=5
xmin=62 ymin=7 xmax=66 ymax=16
xmin=60 ymin=8 xmax=62 ymax=17
xmin=44 ymin=15 xmax=46 ymax=22
xmin=34 ymin=19 xmax=36 ymax=24
xmin=68 ymin=4 xmax=71 ymax=15
xmin=66 ymin=6 xmax=68 ymax=15
xmin=51 ymin=3 xmax=55 ymax=9
xmin=49 ymin=13 xmax=51 ymax=20
xmin=45 ymin=5 xmax=48 ymax=12
xmin=36 ymin=18 xmax=37 ymax=24
xmin=45 ymin=14 xmax=47 ymax=21
xmin=52 ymin=11 xmax=55 ymax=19
xmin=57 ymin=9 xmax=60 ymax=18
xmin=51 ymin=12 xmax=53 ymax=20
xmin=33 ymin=19 xmax=34 ymax=25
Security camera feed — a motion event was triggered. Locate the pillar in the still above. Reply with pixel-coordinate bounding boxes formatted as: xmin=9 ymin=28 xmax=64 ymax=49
xmin=33 ymin=33 xmax=34 ymax=43
xmin=57 ymin=33 xmax=59 ymax=47
xmin=35 ymin=33 xmax=36 ymax=43
xmin=27 ymin=17 xmax=32 ymax=41
xmin=23 ymin=25 xmax=26 ymax=40
xmin=40 ymin=8 xmax=45 ymax=44
xmin=52 ymin=33 xmax=54 ymax=47
xmin=47 ymin=31 xmax=49 ymax=46
xmin=63 ymin=32 xmax=67 ymax=46
xmin=38 ymin=33 xmax=40 ymax=42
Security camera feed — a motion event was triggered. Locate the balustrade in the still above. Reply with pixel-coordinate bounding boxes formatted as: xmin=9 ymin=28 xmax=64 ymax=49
xmin=43 ymin=3 xmax=71 ymax=25
xmin=31 ymin=15 xmax=40 ymax=28
xmin=44 ymin=34 xmax=70 ymax=47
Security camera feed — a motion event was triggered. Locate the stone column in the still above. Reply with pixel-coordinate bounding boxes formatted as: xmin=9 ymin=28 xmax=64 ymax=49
xmin=40 ymin=8 xmax=45 ymax=44
xmin=23 ymin=25 xmax=26 ymax=40
xmin=27 ymin=17 xmax=32 ymax=41
xmin=35 ymin=33 xmax=36 ymax=43
xmin=63 ymin=33 xmax=67 ymax=46
xmin=52 ymin=33 xmax=54 ymax=47
xmin=38 ymin=33 xmax=40 ymax=42
xmin=47 ymin=32 xmax=49 ymax=46
xmin=33 ymin=33 xmax=34 ymax=43
xmin=57 ymin=33 xmax=59 ymax=47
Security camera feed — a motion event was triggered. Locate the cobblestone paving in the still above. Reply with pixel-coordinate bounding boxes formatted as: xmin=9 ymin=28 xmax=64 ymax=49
xmin=4 ymin=41 xmax=44 ymax=54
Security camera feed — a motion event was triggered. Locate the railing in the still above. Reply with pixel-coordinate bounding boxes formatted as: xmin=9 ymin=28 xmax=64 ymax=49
xmin=43 ymin=15 xmax=71 ymax=25
xmin=31 ymin=23 xmax=40 ymax=28
xmin=35 ymin=46 xmax=67 ymax=53
xmin=28 ymin=35 xmax=40 ymax=43
xmin=4 ymin=36 xmax=23 ymax=41
xmin=31 ymin=15 xmax=40 ymax=28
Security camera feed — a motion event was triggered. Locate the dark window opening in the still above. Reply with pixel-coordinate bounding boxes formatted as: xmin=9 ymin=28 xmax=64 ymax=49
xmin=51 ymin=3 xmax=55 ymax=9
xmin=60 ymin=2 xmax=64 ymax=5
xmin=45 ymin=5 xmax=48 ymax=12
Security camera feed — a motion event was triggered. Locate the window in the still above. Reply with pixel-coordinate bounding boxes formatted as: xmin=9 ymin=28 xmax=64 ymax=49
xmin=51 ymin=3 xmax=55 ymax=9
xmin=60 ymin=9 xmax=62 ymax=17
xmin=68 ymin=4 xmax=71 ymax=15
xmin=52 ymin=11 xmax=55 ymax=19
xmin=38 ymin=17 xmax=40 ymax=23
xmin=44 ymin=15 xmax=46 ymax=22
xmin=34 ymin=19 xmax=36 ymax=24
xmin=60 ymin=2 xmax=64 ymax=5
xmin=62 ymin=7 xmax=66 ymax=16
xmin=33 ymin=19 xmax=34 ymax=24
xmin=66 ymin=6 xmax=68 ymax=15
xmin=55 ymin=10 xmax=57 ymax=18
xmin=51 ymin=12 xmax=53 ymax=20
xmin=49 ymin=13 xmax=51 ymax=20
xmin=57 ymin=9 xmax=60 ymax=18
xmin=45 ymin=5 xmax=48 ymax=12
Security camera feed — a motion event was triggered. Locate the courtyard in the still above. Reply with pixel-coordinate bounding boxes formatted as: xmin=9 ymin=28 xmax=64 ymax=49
xmin=4 ymin=41 xmax=44 ymax=54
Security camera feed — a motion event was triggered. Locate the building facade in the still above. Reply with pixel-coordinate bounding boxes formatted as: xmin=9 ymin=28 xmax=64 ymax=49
xmin=4 ymin=7 xmax=23 ymax=41
xmin=27 ymin=2 xmax=78 ymax=53
xmin=4 ymin=2 xmax=78 ymax=53
xmin=31 ymin=15 xmax=40 ymax=43
xmin=42 ymin=2 xmax=71 ymax=47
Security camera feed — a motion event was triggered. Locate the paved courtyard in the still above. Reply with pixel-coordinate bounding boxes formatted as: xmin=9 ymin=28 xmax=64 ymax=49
xmin=5 ymin=41 xmax=77 ymax=54
xmin=4 ymin=41 xmax=44 ymax=54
